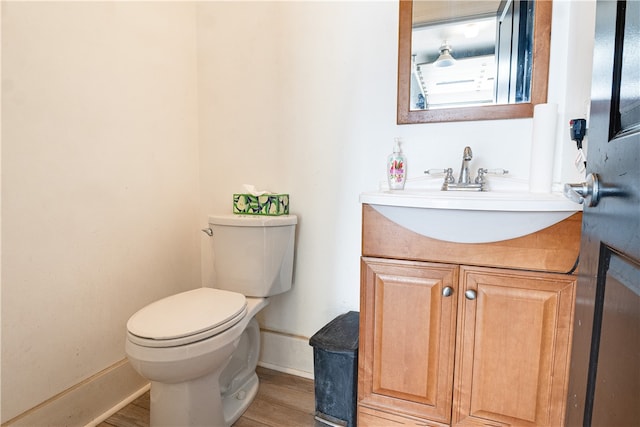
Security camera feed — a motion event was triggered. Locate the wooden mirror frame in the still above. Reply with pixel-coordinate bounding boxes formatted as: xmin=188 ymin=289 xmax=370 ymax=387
xmin=397 ymin=0 xmax=552 ymax=124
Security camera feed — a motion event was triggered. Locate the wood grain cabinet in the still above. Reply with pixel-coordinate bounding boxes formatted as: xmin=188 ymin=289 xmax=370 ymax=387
xmin=359 ymin=258 xmax=458 ymax=425
xmin=358 ymin=205 xmax=581 ymax=427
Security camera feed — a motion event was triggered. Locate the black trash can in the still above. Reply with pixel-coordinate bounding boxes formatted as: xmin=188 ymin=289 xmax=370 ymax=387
xmin=309 ymin=311 xmax=359 ymax=427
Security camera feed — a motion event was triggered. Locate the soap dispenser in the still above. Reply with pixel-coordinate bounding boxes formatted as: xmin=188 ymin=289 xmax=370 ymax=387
xmin=387 ymin=137 xmax=407 ymax=190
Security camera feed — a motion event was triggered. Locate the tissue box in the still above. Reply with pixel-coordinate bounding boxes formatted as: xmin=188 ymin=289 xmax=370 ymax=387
xmin=233 ymin=194 xmax=289 ymax=216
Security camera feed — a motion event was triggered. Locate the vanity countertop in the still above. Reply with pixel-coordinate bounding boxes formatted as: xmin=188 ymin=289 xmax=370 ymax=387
xmin=359 ymin=189 xmax=581 ymax=212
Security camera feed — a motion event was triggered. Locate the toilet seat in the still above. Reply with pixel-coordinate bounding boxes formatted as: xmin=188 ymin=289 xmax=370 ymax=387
xmin=127 ymin=288 xmax=247 ymax=348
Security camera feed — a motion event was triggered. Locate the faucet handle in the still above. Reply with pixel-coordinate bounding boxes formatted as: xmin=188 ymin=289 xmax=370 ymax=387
xmin=475 ymin=168 xmax=509 ymax=184
xmin=482 ymin=168 xmax=509 ymax=175
xmin=424 ymin=168 xmax=447 ymax=175
xmin=444 ymin=168 xmax=455 ymax=183
xmin=425 ymin=168 xmax=455 ymax=183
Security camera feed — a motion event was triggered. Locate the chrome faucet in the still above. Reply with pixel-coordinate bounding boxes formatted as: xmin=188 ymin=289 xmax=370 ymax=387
xmin=458 ymin=146 xmax=473 ymax=184
xmin=424 ymin=146 xmax=508 ymax=191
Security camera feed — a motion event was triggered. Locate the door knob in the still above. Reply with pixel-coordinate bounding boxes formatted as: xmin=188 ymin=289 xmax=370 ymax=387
xmin=564 ymin=173 xmax=623 ymax=207
xmin=465 ymin=289 xmax=477 ymax=300
xmin=564 ymin=173 xmax=602 ymax=207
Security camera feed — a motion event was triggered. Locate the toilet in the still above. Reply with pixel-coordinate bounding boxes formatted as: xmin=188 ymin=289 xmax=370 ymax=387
xmin=125 ymin=214 xmax=297 ymax=427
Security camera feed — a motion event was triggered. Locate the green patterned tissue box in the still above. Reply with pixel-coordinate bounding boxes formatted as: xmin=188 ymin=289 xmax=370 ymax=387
xmin=233 ymin=193 xmax=290 ymax=216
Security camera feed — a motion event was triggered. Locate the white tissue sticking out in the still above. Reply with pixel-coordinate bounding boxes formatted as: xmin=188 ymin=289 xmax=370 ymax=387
xmin=242 ymin=184 xmax=273 ymax=196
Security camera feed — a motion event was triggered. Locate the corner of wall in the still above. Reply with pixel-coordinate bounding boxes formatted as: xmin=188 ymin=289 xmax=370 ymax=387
xmin=259 ymin=329 xmax=314 ymax=380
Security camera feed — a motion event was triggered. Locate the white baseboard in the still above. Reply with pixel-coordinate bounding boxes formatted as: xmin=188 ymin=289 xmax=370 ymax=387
xmin=6 ymin=332 xmax=312 ymax=426
xmin=259 ymin=329 xmax=314 ymax=379
xmin=257 ymin=361 xmax=314 ymax=380
xmin=85 ymin=382 xmax=150 ymax=427
xmin=4 ymin=359 xmax=148 ymax=427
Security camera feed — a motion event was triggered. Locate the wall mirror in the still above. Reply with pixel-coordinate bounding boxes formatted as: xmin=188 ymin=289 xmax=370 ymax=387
xmin=397 ymin=0 xmax=552 ymax=124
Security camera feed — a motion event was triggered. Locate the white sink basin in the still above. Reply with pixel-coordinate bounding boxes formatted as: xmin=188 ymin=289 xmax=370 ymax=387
xmin=359 ymin=190 xmax=582 ymax=243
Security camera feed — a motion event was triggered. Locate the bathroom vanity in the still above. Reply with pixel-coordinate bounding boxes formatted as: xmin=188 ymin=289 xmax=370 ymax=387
xmin=357 ymin=199 xmax=581 ymax=426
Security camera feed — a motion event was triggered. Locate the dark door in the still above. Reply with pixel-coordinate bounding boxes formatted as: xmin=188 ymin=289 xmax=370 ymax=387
xmin=564 ymin=1 xmax=640 ymax=426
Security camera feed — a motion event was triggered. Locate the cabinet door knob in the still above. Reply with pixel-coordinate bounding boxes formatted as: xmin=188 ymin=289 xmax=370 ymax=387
xmin=465 ymin=289 xmax=477 ymax=300
xmin=442 ymin=286 xmax=454 ymax=297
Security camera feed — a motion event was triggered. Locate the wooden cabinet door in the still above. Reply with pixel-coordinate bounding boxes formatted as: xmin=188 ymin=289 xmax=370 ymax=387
xmin=359 ymin=258 xmax=459 ymax=424
xmin=453 ymin=266 xmax=576 ymax=426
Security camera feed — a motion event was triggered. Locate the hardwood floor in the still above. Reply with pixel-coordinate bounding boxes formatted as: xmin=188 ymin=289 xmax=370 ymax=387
xmin=99 ymin=367 xmax=320 ymax=427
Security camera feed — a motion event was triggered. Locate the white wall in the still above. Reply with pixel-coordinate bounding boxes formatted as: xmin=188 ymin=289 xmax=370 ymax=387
xmin=197 ymin=0 xmax=595 ymax=373
xmin=1 ymin=0 xmax=596 ymax=423
xmin=197 ymin=1 xmax=400 ymax=373
xmin=1 ymin=2 xmax=201 ymax=422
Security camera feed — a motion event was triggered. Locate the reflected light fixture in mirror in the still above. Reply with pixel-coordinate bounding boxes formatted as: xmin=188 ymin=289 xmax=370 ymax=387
xmin=397 ymin=0 xmax=552 ymax=124
xmin=434 ymin=43 xmax=456 ymax=67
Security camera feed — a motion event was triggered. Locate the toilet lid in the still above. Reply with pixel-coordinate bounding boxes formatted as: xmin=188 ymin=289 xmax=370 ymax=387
xmin=127 ymin=288 xmax=247 ymax=344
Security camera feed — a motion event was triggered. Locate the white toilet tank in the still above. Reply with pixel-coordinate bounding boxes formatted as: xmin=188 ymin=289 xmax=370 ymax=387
xmin=208 ymin=214 xmax=297 ymax=297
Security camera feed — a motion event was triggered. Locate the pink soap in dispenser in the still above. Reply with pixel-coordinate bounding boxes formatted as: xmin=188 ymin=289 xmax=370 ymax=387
xmin=387 ymin=137 xmax=407 ymax=190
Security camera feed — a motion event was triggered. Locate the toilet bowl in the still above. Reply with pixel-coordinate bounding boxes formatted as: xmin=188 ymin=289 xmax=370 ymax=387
xmin=125 ymin=214 xmax=297 ymax=427
xmin=126 ymin=289 xmax=268 ymax=426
